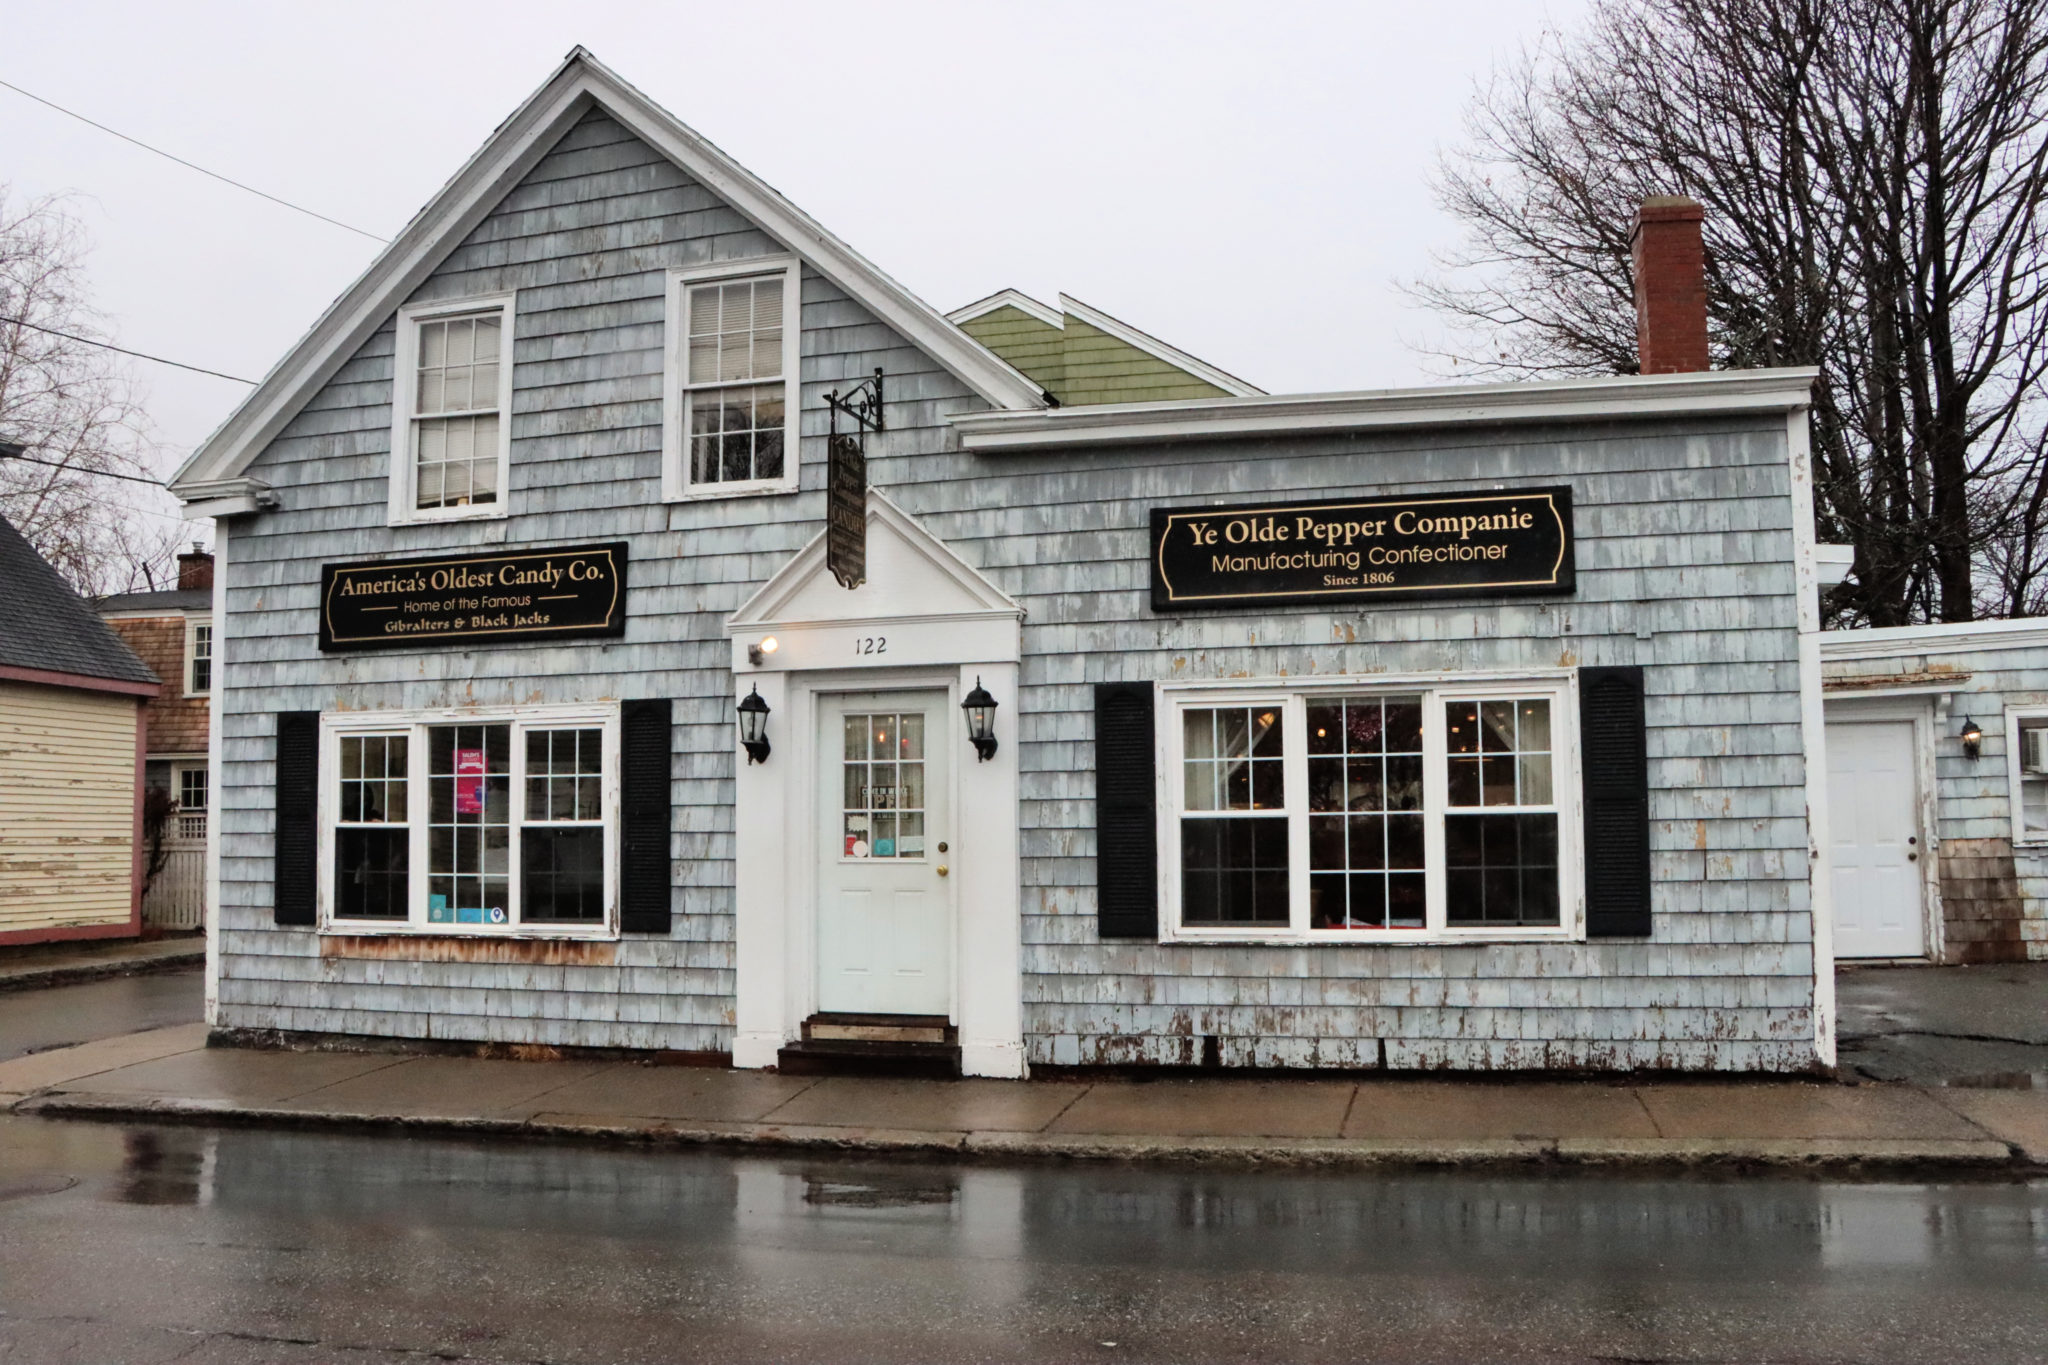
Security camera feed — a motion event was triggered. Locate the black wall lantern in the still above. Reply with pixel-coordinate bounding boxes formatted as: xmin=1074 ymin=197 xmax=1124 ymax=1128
xmin=1960 ymin=716 xmax=1983 ymax=760
xmin=737 ymin=686 xmax=772 ymax=764
xmin=962 ymin=676 xmax=999 ymax=762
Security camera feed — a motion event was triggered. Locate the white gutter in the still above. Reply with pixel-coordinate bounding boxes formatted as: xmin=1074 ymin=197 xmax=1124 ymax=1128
xmin=949 ymin=367 xmax=1820 ymax=452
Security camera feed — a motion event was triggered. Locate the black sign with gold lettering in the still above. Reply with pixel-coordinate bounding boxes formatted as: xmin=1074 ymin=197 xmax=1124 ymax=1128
xmin=318 ymin=543 xmax=628 ymax=651
xmin=1151 ymin=488 xmax=1574 ymax=610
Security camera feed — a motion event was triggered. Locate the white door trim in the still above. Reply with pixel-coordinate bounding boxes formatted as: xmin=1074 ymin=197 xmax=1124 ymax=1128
xmin=1822 ymin=694 xmax=1940 ymax=960
xmin=729 ymin=493 xmax=1025 ymax=1078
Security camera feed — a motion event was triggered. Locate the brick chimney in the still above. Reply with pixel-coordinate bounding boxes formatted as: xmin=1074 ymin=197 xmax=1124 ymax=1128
xmin=177 ymin=543 xmax=214 ymax=591
xmin=1630 ymin=196 xmax=1709 ymax=374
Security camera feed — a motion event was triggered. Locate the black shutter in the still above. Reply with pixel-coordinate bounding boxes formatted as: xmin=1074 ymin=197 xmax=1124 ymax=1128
xmin=1095 ymin=681 xmax=1159 ymax=939
xmin=619 ymin=698 xmax=673 ymax=934
xmin=274 ymin=711 xmax=319 ymax=926
xmin=1579 ymin=666 xmax=1652 ymax=938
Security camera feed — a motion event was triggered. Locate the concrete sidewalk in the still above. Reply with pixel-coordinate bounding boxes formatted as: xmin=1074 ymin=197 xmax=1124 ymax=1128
xmin=7 ymin=1026 xmax=2048 ymax=1171
xmin=0 ymin=936 xmax=205 ymax=992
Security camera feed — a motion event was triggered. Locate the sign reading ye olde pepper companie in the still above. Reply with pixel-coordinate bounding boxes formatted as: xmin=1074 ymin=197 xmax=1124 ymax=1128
xmin=319 ymin=543 xmax=628 ymax=651
xmin=1151 ymin=488 xmax=1573 ymax=610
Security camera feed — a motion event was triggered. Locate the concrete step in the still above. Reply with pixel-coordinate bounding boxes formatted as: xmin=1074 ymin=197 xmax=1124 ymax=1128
xmin=776 ymin=1037 xmax=961 ymax=1079
xmin=803 ymin=1012 xmax=951 ymax=1045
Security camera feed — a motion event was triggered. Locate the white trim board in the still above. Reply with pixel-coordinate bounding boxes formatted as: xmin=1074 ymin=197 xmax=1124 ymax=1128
xmin=1819 ymin=616 xmax=2048 ymax=661
xmin=947 ymin=289 xmax=1064 ymax=330
xmin=948 ymin=368 xmax=1820 ymax=451
xmin=170 ymin=47 xmax=1043 ymax=500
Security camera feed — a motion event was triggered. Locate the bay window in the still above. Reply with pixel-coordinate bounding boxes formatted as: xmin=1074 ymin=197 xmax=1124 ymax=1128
xmin=1163 ymin=678 xmax=1578 ymax=941
xmin=322 ymin=706 xmax=617 ymax=935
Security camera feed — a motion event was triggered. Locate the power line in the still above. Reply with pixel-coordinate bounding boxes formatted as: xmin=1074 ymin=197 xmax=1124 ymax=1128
xmin=0 ymin=315 xmax=256 ymax=384
xmin=1 ymin=449 xmax=169 ymax=487
xmin=0 ymin=76 xmax=390 ymax=244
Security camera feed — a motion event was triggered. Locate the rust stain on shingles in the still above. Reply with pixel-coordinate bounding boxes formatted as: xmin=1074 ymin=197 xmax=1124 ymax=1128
xmin=321 ymin=936 xmax=618 ymax=966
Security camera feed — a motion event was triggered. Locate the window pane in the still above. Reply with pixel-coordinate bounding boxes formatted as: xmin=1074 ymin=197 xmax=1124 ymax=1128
xmin=1445 ymin=812 xmax=1560 ymax=927
xmin=1307 ymin=702 xmax=1341 ymax=754
xmin=1480 ymin=700 xmax=1517 ymax=752
xmin=1518 ymin=699 xmax=1551 ymax=752
xmin=1180 ymin=816 xmax=1289 ymax=926
xmin=522 ymin=827 xmax=604 ymax=923
xmin=1446 ymin=702 xmax=1480 ymax=755
xmin=336 ymin=828 xmax=408 ymax=919
xmin=427 ymin=723 xmax=512 ymax=923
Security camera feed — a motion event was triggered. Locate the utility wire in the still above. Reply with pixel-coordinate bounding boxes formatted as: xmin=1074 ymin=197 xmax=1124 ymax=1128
xmin=0 ymin=315 xmax=256 ymax=383
xmin=0 ymin=76 xmax=390 ymax=243
xmin=0 ymin=449 xmax=170 ymax=487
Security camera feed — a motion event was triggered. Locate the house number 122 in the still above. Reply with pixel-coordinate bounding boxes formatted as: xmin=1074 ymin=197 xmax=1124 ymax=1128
xmin=854 ymin=636 xmax=887 ymax=655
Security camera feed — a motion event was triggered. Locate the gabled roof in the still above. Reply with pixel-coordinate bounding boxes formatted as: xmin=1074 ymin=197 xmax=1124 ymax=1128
xmin=0 ymin=514 xmax=158 ymax=689
xmin=727 ymin=491 xmax=1023 ymax=630
xmin=946 ymin=286 xmax=1261 ymax=397
xmin=171 ymin=48 xmax=1044 ymax=499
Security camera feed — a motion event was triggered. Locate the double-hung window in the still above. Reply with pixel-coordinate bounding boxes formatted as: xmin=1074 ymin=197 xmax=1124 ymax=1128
xmin=2008 ymin=709 xmax=2048 ymax=844
xmin=1163 ymin=676 xmax=1578 ymax=941
xmin=389 ymin=294 xmax=515 ymax=523
xmin=663 ymin=257 xmax=800 ymax=499
xmin=322 ymin=706 xmax=618 ymax=935
xmin=185 ymin=618 xmax=212 ymax=696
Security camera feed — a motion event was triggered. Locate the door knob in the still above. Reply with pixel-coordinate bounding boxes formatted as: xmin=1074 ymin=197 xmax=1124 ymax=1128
xmin=936 ymin=865 xmax=949 ymax=877
xmin=1908 ymin=853 xmax=1918 ymax=861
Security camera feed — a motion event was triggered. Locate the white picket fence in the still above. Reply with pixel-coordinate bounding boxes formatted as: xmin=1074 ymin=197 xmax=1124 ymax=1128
xmin=143 ymin=830 xmax=206 ymax=930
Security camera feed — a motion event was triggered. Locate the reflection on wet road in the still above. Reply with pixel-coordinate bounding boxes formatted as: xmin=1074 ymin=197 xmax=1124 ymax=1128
xmin=0 ymin=967 xmax=203 ymax=1060
xmin=2 ymin=1115 xmax=2045 ymax=1363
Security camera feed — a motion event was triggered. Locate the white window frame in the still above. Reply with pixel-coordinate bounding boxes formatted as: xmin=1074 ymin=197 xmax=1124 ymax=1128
xmin=184 ymin=615 xmax=213 ymax=697
xmin=387 ymin=292 xmax=517 ymax=526
xmin=661 ymin=256 xmax=802 ymax=501
xmin=1156 ymin=671 xmax=1584 ymax=944
xmin=2005 ymin=706 xmax=2048 ymax=846
xmin=318 ymin=703 xmax=621 ymax=939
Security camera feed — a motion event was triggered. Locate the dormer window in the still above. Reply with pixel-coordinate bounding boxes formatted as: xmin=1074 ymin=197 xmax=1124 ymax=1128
xmin=388 ymin=294 xmax=515 ymax=523
xmin=663 ymin=258 xmax=800 ymax=499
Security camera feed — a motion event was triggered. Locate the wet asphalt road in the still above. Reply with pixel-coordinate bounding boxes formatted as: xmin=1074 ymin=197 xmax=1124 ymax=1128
xmin=2 ymin=1116 xmax=2046 ymax=1364
xmin=0 ymin=966 xmax=203 ymax=1061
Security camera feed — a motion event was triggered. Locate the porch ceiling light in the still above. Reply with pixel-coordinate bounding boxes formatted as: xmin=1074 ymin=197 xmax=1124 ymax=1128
xmin=1959 ymin=716 xmax=1983 ymax=760
xmin=737 ymin=686 xmax=772 ymax=765
xmin=962 ymin=676 xmax=999 ymax=763
xmin=747 ymin=636 xmax=779 ymax=667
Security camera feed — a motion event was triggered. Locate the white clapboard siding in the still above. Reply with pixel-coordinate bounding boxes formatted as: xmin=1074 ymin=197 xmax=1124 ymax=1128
xmin=212 ymin=107 xmax=1818 ymax=1069
xmin=0 ymin=681 xmax=137 ymax=933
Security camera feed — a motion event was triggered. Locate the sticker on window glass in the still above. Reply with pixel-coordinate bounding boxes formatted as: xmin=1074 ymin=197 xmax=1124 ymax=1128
xmin=457 ymin=905 xmax=486 ymax=924
xmin=488 ymin=906 xmax=507 ymax=924
xmin=899 ymin=835 xmax=924 ymax=855
xmin=873 ymin=838 xmax=895 ymax=857
xmin=849 ymin=839 xmax=870 ymax=858
xmin=455 ymin=747 xmax=486 ymax=814
xmin=429 ymin=894 xmax=452 ymax=923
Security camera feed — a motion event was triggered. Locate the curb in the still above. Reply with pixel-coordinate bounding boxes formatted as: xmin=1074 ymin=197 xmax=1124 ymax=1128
xmin=17 ymin=1092 xmax=2031 ymax=1173
xmin=0 ymin=948 xmax=206 ymax=994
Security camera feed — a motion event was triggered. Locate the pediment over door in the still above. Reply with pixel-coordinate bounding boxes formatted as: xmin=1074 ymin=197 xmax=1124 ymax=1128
xmin=725 ymin=492 xmax=1023 ymax=672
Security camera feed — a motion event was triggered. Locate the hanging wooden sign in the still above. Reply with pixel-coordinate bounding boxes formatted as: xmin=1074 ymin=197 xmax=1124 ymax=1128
xmin=318 ymin=543 xmax=628 ymax=651
xmin=1150 ymin=487 xmax=1574 ymax=610
xmin=827 ymin=431 xmax=867 ymax=590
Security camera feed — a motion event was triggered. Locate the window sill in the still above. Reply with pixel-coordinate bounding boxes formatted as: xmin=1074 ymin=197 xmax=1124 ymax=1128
xmin=666 ymin=481 xmax=800 ymax=503
xmin=322 ymin=921 xmax=617 ymax=942
xmin=1160 ymin=928 xmax=1581 ymax=947
xmin=387 ymin=507 xmax=512 ymax=527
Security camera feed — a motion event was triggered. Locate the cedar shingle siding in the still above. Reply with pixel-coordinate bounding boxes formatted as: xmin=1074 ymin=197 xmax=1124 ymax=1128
xmin=213 ymin=110 xmax=1817 ymax=1069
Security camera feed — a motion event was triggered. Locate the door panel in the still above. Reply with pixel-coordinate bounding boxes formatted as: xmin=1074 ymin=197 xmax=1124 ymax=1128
xmin=817 ymin=692 xmax=952 ymax=1015
xmin=1827 ymin=719 xmax=1924 ymax=958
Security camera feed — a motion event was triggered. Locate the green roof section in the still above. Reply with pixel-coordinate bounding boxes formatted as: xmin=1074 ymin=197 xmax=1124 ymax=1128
xmin=949 ymin=291 xmax=1261 ymax=407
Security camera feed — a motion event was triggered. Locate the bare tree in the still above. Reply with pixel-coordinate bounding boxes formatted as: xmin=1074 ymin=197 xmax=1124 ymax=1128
xmin=0 ymin=189 xmax=181 ymax=595
xmin=1414 ymin=0 xmax=2048 ymax=625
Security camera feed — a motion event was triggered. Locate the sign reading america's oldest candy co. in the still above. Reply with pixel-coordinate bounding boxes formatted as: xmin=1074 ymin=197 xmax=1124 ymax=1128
xmin=318 ymin=543 xmax=628 ymax=651
xmin=1150 ymin=488 xmax=1574 ymax=610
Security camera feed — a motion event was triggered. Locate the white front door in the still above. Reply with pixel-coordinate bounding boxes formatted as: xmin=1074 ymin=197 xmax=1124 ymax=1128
xmin=1827 ymin=719 xmax=1925 ymax=958
xmin=817 ymin=691 xmax=953 ymax=1015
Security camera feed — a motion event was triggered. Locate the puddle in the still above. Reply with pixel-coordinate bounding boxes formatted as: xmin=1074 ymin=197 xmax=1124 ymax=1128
xmin=0 ymin=1174 xmax=77 ymax=1201
xmin=111 ymin=1129 xmax=214 ymax=1205
xmin=802 ymin=1172 xmax=959 ymax=1210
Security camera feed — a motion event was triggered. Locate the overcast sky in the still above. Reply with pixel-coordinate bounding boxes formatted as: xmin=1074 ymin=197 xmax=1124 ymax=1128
xmin=1 ymin=0 xmax=1589 ymax=545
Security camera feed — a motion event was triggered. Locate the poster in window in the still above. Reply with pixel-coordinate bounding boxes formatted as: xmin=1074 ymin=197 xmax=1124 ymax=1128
xmin=455 ymin=748 xmax=486 ymax=814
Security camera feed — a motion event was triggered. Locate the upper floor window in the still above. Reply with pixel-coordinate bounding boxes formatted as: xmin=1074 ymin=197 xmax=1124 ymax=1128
xmin=388 ymin=293 xmax=515 ymax=524
xmin=663 ymin=258 xmax=800 ymax=499
xmin=186 ymin=619 xmax=212 ymax=696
